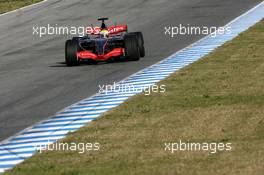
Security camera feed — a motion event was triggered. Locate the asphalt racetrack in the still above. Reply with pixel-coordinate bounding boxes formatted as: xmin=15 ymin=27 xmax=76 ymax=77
xmin=0 ymin=0 xmax=261 ymax=141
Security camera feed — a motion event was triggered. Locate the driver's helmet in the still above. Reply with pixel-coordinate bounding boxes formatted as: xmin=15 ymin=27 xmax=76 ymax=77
xmin=100 ymin=29 xmax=109 ymax=38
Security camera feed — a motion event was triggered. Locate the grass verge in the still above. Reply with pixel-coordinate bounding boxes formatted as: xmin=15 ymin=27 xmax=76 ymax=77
xmin=5 ymin=20 xmax=264 ymax=175
xmin=0 ymin=0 xmax=43 ymax=14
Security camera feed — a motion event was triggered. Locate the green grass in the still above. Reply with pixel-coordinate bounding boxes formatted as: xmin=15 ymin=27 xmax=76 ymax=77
xmin=5 ymin=20 xmax=264 ymax=175
xmin=0 ymin=0 xmax=43 ymax=14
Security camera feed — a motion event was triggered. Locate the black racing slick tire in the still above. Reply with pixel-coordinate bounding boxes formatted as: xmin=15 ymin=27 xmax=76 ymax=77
xmin=65 ymin=40 xmax=79 ymax=66
xmin=124 ymin=34 xmax=140 ymax=61
xmin=130 ymin=32 xmax=145 ymax=57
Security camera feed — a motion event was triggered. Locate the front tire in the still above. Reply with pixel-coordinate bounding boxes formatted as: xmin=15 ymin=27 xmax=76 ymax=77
xmin=124 ymin=34 xmax=140 ymax=61
xmin=65 ymin=40 xmax=79 ymax=66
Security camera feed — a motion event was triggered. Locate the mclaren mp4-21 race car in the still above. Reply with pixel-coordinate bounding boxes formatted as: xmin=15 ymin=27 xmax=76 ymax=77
xmin=65 ymin=18 xmax=145 ymax=66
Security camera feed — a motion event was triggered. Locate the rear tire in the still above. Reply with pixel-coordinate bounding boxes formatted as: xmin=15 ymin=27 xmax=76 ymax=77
xmin=130 ymin=32 xmax=145 ymax=57
xmin=65 ymin=40 xmax=79 ymax=66
xmin=124 ymin=34 xmax=140 ymax=61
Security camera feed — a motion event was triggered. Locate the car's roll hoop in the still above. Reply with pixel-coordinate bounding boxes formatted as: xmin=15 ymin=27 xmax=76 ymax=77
xmin=98 ymin=17 xmax=109 ymax=29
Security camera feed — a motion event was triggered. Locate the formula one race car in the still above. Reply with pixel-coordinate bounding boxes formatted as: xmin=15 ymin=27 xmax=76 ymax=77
xmin=65 ymin=18 xmax=145 ymax=66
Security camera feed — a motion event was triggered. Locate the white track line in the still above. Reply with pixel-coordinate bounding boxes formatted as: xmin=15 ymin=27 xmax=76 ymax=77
xmin=0 ymin=0 xmax=48 ymax=17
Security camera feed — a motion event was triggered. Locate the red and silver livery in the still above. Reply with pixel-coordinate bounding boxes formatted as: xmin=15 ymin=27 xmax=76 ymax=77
xmin=65 ymin=18 xmax=145 ymax=66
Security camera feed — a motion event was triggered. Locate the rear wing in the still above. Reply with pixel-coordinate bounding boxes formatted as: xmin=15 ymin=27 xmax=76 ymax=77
xmin=86 ymin=25 xmax=128 ymax=35
xmin=108 ymin=25 xmax=127 ymax=34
